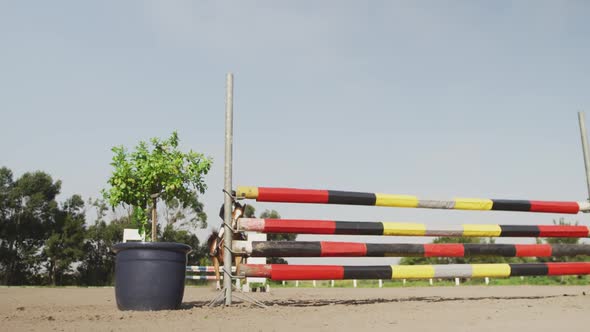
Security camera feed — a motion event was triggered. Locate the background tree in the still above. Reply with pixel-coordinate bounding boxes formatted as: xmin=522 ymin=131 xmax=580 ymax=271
xmin=244 ymin=207 xmax=294 ymax=264
xmin=103 ymin=132 xmax=212 ymax=241
xmin=538 ymin=218 xmax=586 ymax=259
xmin=259 ymin=210 xmax=296 ymax=242
xmin=537 ymin=218 xmax=590 ymax=282
xmin=77 ymin=198 xmax=132 ymax=286
xmin=400 ymin=236 xmax=530 ymax=266
xmin=243 ymin=204 xmax=256 ymax=219
xmin=43 ymin=195 xmax=86 ymax=285
xmin=0 ymin=166 xmax=210 ymax=286
xmin=163 ymin=196 xmax=207 ymax=229
xmin=0 ymin=169 xmax=61 ymax=285
xmin=161 ymin=225 xmax=205 ymax=265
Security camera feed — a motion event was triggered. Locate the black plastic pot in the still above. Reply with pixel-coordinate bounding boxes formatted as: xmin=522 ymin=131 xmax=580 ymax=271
xmin=113 ymin=242 xmax=192 ymax=311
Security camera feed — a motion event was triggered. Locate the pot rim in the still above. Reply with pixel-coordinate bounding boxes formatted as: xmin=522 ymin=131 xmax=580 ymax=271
xmin=113 ymin=242 xmax=192 ymax=254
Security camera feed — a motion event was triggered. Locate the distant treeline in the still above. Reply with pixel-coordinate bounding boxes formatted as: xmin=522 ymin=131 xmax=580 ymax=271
xmin=4 ymin=166 xmax=581 ymax=286
xmin=399 ymin=232 xmax=590 ymax=265
xmin=0 ymin=167 xmax=209 ymax=286
xmin=0 ymin=166 xmax=291 ymax=286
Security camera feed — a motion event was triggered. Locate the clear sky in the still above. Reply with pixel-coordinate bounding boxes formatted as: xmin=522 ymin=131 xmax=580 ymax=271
xmin=2 ymin=1 xmax=590 ymax=265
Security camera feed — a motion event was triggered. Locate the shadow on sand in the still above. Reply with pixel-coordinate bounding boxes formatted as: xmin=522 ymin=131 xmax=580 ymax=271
xmin=181 ymin=293 xmax=580 ymax=309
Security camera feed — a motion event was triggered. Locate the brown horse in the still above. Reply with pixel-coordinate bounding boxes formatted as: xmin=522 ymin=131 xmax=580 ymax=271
xmin=207 ymin=230 xmax=244 ymax=290
xmin=208 ymin=201 xmax=248 ymax=289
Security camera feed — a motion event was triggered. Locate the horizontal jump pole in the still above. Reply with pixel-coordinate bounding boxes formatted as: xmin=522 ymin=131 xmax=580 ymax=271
xmin=240 ymin=262 xmax=590 ymax=280
xmin=186 ymin=275 xmax=223 ymax=280
xmin=238 ymin=218 xmax=590 ymax=237
xmin=186 ymin=266 xmax=236 ymax=272
xmin=233 ymin=241 xmax=590 ymax=258
xmin=236 ymin=186 xmax=590 ymax=214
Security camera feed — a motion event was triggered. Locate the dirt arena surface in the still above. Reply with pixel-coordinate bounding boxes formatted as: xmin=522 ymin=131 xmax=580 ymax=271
xmin=1 ymin=285 xmax=589 ymax=332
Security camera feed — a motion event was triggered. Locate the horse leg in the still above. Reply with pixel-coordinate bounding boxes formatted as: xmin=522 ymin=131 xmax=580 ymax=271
xmin=234 ymin=256 xmax=243 ymax=289
xmin=213 ymin=256 xmax=221 ymax=290
xmin=234 ymin=256 xmax=242 ymax=276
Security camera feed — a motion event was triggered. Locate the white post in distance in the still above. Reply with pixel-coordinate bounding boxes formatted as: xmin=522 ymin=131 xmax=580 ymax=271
xmin=578 ymin=112 xmax=590 ymax=201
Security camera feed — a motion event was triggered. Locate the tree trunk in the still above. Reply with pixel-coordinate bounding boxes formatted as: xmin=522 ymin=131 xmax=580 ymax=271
xmin=151 ymin=196 xmax=157 ymax=242
xmin=48 ymin=260 xmax=55 ymax=286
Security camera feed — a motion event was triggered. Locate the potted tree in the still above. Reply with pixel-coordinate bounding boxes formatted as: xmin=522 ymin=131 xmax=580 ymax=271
xmin=105 ymin=132 xmax=211 ymax=310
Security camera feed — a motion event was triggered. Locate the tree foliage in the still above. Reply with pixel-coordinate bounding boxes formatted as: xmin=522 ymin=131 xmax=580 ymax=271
xmin=399 ymin=236 xmax=532 ymax=265
xmin=43 ymin=195 xmax=86 ymax=285
xmin=0 ymin=166 xmax=211 ymax=286
xmin=163 ymin=197 xmax=207 ymax=229
xmin=537 ymin=218 xmax=590 ymax=264
xmin=161 ymin=224 xmax=205 ymax=265
xmin=244 ymin=207 xmax=294 ymax=264
xmin=0 ymin=169 xmax=91 ymax=285
xmin=103 ymin=132 xmax=211 ymax=239
xmin=259 ymin=209 xmax=296 ymax=242
xmin=0 ymin=168 xmax=61 ymax=284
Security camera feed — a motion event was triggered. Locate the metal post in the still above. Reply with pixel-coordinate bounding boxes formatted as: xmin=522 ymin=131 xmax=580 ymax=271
xmin=223 ymin=73 xmax=234 ymax=305
xmin=578 ymin=112 xmax=590 ymax=200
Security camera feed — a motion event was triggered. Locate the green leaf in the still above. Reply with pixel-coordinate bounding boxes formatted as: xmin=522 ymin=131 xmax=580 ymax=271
xmin=103 ymin=132 xmax=212 ymax=241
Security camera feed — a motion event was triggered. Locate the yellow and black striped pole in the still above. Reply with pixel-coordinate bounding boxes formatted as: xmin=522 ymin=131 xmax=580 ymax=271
xmin=241 ymin=262 xmax=590 ymax=280
xmin=237 ymin=187 xmax=590 ymax=214
xmin=238 ymin=218 xmax=590 ymax=238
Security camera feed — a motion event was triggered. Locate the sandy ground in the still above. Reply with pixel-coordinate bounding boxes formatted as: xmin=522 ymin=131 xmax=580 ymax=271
xmin=1 ymin=285 xmax=589 ymax=332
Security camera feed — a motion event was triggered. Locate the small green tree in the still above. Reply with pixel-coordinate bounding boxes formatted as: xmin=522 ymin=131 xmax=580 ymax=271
xmin=103 ymin=132 xmax=212 ymax=241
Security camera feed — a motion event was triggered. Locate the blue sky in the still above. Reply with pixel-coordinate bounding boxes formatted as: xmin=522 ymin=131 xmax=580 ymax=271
xmin=2 ymin=1 xmax=590 ymax=264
